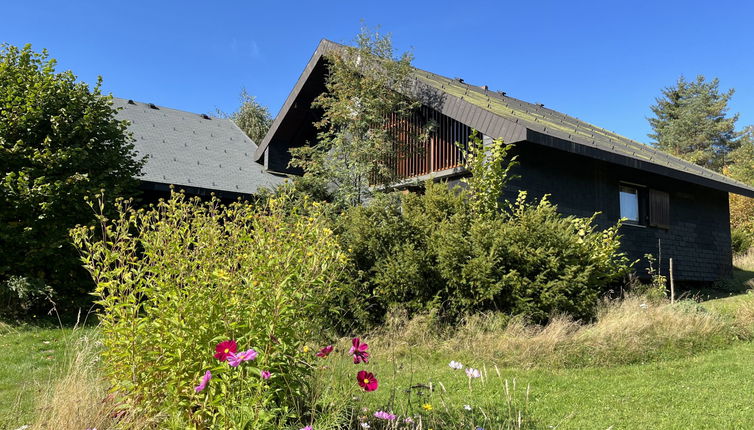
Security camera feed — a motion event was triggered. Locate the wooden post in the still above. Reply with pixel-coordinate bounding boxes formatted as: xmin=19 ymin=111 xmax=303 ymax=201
xmin=669 ymin=258 xmax=675 ymax=304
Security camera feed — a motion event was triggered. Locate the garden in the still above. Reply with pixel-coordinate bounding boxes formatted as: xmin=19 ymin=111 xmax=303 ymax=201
xmin=5 ymin=32 xmax=754 ymax=430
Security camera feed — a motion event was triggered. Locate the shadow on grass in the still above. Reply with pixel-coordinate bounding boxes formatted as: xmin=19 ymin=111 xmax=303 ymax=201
xmin=687 ymin=267 xmax=754 ymax=301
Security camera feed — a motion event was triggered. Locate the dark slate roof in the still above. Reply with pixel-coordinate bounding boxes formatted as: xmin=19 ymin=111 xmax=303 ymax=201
xmin=256 ymin=39 xmax=754 ymax=198
xmin=113 ymin=97 xmax=284 ymax=195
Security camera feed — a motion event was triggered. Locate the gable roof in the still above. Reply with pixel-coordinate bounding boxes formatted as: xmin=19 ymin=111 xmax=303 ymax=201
xmin=113 ymin=97 xmax=284 ymax=195
xmin=256 ymin=39 xmax=754 ymax=198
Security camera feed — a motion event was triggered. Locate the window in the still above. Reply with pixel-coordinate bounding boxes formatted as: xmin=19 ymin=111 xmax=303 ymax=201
xmin=618 ymin=183 xmax=670 ymax=229
xmin=619 ymin=185 xmax=640 ymax=222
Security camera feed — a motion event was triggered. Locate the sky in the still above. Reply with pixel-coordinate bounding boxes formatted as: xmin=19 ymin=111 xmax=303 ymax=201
xmin=2 ymin=0 xmax=753 ymax=144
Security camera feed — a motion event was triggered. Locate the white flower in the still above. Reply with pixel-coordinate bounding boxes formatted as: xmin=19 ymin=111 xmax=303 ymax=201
xmin=360 ymin=423 xmax=370 ymax=429
xmin=449 ymin=360 xmax=464 ymax=370
xmin=464 ymin=404 xmax=472 ymax=411
xmin=465 ymin=367 xmax=481 ymax=378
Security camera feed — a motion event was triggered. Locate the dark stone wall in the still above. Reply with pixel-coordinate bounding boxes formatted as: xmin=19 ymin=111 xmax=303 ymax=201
xmin=449 ymin=141 xmax=733 ymax=282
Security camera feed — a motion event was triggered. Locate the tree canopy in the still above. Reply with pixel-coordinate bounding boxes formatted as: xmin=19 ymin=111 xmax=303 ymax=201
xmin=290 ymin=27 xmax=425 ymax=207
xmin=217 ymin=88 xmax=272 ymax=144
xmin=0 ymin=44 xmax=143 ymax=312
xmin=648 ymin=75 xmax=740 ymax=172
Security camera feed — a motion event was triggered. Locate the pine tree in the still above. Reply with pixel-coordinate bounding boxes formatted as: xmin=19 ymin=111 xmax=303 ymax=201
xmin=648 ymin=75 xmax=740 ymax=171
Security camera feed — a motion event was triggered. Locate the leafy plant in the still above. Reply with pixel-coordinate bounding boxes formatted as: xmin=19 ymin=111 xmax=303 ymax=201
xmin=70 ymin=191 xmax=347 ymax=429
xmin=0 ymin=44 xmax=143 ymax=312
xmin=290 ymin=26 xmax=426 ymax=208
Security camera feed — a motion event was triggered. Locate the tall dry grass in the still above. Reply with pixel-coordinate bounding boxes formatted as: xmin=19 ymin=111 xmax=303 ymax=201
xmin=32 ymin=335 xmax=154 ymax=430
xmin=371 ymin=295 xmax=742 ymax=369
xmin=734 ymin=249 xmax=754 ymax=272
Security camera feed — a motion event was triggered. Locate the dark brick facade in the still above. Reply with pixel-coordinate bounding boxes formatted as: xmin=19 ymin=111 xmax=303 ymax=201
xmin=484 ymin=142 xmax=732 ymax=282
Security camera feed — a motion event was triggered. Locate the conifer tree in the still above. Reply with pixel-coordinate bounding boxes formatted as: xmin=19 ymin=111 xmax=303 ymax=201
xmin=648 ymin=75 xmax=740 ymax=171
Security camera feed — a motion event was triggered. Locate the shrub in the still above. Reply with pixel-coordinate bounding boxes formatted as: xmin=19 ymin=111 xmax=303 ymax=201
xmin=0 ymin=44 xmax=143 ymax=313
xmin=731 ymin=227 xmax=753 ymax=255
xmin=336 ymin=182 xmax=631 ymax=326
xmin=70 ymin=192 xmax=347 ymax=429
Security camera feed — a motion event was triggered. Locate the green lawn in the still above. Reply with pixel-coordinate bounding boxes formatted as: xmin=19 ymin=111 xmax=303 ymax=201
xmin=0 ymin=323 xmax=89 ymax=428
xmin=342 ymin=338 xmax=754 ymax=429
xmin=3 ymin=293 xmax=754 ymax=429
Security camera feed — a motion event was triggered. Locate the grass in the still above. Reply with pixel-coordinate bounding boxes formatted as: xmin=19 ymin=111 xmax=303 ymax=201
xmin=333 ymin=340 xmax=754 ymax=429
xmin=4 ymin=263 xmax=754 ymax=429
xmin=0 ymin=321 xmax=89 ymax=429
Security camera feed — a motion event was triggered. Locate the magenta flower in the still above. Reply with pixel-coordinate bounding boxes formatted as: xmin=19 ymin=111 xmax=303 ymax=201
xmin=349 ymin=338 xmax=369 ymax=364
xmin=374 ymin=411 xmax=396 ymax=420
xmin=214 ymin=340 xmax=237 ymax=362
xmin=300 ymin=427 xmax=312 ymax=430
xmin=194 ymin=370 xmax=211 ymax=392
xmin=227 ymin=348 xmax=257 ymax=367
xmin=357 ymin=370 xmax=378 ymax=392
xmin=260 ymin=370 xmax=271 ymax=379
xmin=316 ymin=345 xmax=334 ymax=358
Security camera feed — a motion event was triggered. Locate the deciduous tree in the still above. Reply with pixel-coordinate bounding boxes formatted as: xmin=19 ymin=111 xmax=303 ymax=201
xmin=0 ymin=44 xmax=143 ymax=311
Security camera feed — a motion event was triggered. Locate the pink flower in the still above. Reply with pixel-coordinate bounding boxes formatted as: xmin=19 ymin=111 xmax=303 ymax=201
xmin=227 ymin=348 xmax=257 ymax=367
xmin=316 ymin=345 xmax=334 ymax=358
xmin=214 ymin=340 xmax=237 ymax=361
xmin=349 ymin=338 xmax=369 ymax=364
xmin=260 ymin=370 xmax=271 ymax=379
xmin=300 ymin=427 xmax=312 ymax=430
xmin=356 ymin=370 xmax=378 ymax=392
xmin=465 ymin=367 xmax=481 ymax=378
xmin=194 ymin=370 xmax=211 ymax=392
xmin=374 ymin=410 xmax=396 ymax=420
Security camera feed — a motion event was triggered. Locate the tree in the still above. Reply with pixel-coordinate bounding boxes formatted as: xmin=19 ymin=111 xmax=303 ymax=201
xmin=290 ymin=27 xmax=426 ymax=207
xmin=725 ymin=127 xmax=754 ymax=244
xmin=0 ymin=44 xmax=144 ymax=312
xmin=217 ymin=89 xmax=272 ymax=144
xmin=648 ymin=75 xmax=740 ymax=171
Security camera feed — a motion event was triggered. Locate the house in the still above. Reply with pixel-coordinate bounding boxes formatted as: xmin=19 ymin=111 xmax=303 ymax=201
xmin=112 ymin=97 xmax=285 ymax=201
xmin=254 ymin=39 xmax=754 ymax=284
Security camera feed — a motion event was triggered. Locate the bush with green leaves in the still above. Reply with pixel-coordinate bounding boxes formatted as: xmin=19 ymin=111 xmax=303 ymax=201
xmin=731 ymin=227 xmax=753 ymax=255
xmin=0 ymin=44 xmax=143 ymax=313
xmin=70 ymin=192 xmax=348 ymax=429
xmin=336 ymin=182 xmax=631 ymax=325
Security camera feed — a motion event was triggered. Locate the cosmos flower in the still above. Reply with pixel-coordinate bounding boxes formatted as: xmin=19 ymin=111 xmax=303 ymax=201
xmin=194 ymin=370 xmax=211 ymax=392
xmin=349 ymin=338 xmax=369 ymax=364
xmin=300 ymin=426 xmax=312 ymax=430
xmin=260 ymin=370 xmax=271 ymax=379
xmin=356 ymin=370 xmax=378 ymax=391
xmin=316 ymin=345 xmax=334 ymax=358
xmin=213 ymin=340 xmax=237 ymax=362
xmin=373 ymin=411 xmax=396 ymax=420
xmin=449 ymin=360 xmax=464 ymax=370
xmin=465 ymin=367 xmax=481 ymax=378
xmin=227 ymin=349 xmax=257 ymax=367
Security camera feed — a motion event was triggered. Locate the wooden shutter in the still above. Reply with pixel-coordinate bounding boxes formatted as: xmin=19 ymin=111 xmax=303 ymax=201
xmin=649 ymin=189 xmax=670 ymax=229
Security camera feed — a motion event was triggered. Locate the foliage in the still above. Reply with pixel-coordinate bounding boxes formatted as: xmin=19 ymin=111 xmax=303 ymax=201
xmin=0 ymin=44 xmax=143 ymax=312
xmin=632 ymin=254 xmax=668 ymax=300
xmin=458 ymin=130 xmax=517 ymax=216
xmin=290 ymin=26 xmax=425 ymax=208
xmin=648 ymin=75 xmax=740 ymax=172
xmin=0 ymin=276 xmax=54 ymax=318
xmin=70 ymin=192 xmax=347 ymax=429
xmin=731 ymin=227 xmax=753 ymax=255
xmin=726 ymin=127 xmax=754 ymax=185
xmin=336 ymin=181 xmax=631 ymax=325
xmin=216 ymin=88 xmax=272 ymax=144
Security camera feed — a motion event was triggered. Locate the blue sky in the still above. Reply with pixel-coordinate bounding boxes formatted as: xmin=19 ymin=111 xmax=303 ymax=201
xmin=3 ymin=0 xmax=753 ymax=144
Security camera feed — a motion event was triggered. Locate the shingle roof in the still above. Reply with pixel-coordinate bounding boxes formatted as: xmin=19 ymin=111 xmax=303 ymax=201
xmin=113 ymin=97 xmax=284 ymax=195
xmin=256 ymin=39 xmax=754 ymax=198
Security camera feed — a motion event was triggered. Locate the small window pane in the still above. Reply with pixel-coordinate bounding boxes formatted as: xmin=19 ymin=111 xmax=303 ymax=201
xmin=619 ymin=185 xmax=639 ymax=222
